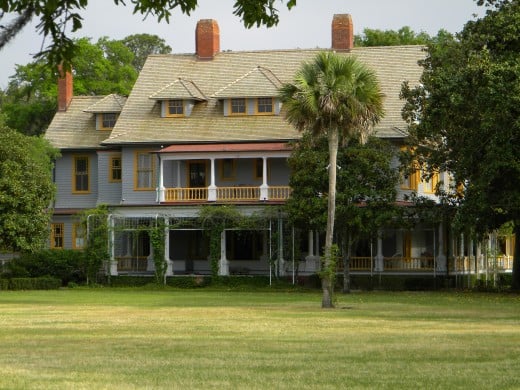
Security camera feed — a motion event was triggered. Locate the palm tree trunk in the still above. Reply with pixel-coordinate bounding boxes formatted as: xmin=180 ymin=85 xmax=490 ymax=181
xmin=322 ymin=127 xmax=338 ymax=308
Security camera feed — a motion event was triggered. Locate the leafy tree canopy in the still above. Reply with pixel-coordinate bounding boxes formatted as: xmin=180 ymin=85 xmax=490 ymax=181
xmin=355 ymin=26 xmax=433 ymax=47
xmin=1 ymin=34 xmax=168 ymax=135
xmin=0 ymin=123 xmax=59 ymax=252
xmin=0 ymin=0 xmax=296 ymax=70
xmin=400 ymin=0 xmax=520 ymax=287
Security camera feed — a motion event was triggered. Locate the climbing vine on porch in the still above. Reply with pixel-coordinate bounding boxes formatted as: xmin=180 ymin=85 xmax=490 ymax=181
xmin=149 ymin=217 xmax=167 ymax=284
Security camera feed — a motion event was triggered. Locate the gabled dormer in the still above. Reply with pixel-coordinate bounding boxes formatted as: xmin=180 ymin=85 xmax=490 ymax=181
xmin=83 ymin=94 xmax=127 ymax=130
xmin=212 ymin=66 xmax=282 ymax=116
xmin=149 ymin=78 xmax=207 ymax=118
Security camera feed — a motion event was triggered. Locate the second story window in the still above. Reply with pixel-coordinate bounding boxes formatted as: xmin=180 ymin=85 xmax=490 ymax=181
xmin=135 ymin=151 xmax=155 ymax=190
xmin=110 ymin=156 xmax=122 ymax=182
xmin=257 ymin=97 xmax=273 ymax=114
xmin=230 ymin=98 xmax=246 ymax=115
xmin=73 ymin=156 xmax=89 ymax=193
xmin=168 ymin=100 xmax=184 ymax=116
xmin=101 ymin=113 xmax=117 ymax=129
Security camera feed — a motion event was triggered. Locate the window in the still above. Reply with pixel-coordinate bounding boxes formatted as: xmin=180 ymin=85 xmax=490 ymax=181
xmin=424 ymin=171 xmax=439 ymax=194
xmin=230 ymin=98 xmax=246 ymax=115
xmin=110 ymin=156 xmax=122 ymax=182
xmin=72 ymin=223 xmax=85 ymax=249
xmin=101 ymin=113 xmax=117 ymax=129
xmin=73 ymin=156 xmax=89 ymax=193
xmin=51 ymin=223 xmax=64 ymax=249
xmin=401 ymin=169 xmax=419 ymax=191
xmin=167 ymin=100 xmax=184 ymax=116
xmin=220 ymin=159 xmax=236 ymax=180
xmin=135 ymin=151 xmax=155 ymax=190
xmin=256 ymin=97 xmax=273 ymax=114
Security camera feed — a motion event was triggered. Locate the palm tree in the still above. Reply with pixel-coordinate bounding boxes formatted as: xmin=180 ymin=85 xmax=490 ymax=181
xmin=279 ymin=51 xmax=384 ymax=308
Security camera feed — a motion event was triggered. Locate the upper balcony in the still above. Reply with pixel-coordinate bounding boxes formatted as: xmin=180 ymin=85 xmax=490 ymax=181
xmin=156 ymin=142 xmax=292 ymax=204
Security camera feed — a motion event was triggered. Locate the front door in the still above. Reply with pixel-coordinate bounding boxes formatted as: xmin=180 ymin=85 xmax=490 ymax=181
xmin=188 ymin=161 xmax=207 ymax=188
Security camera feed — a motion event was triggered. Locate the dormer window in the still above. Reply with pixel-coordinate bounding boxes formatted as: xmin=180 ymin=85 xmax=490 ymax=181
xmin=256 ymin=97 xmax=273 ymax=114
xmin=230 ymin=98 xmax=246 ymax=115
xmin=101 ymin=113 xmax=118 ymax=129
xmin=167 ymin=100 xmax=184 ymax=117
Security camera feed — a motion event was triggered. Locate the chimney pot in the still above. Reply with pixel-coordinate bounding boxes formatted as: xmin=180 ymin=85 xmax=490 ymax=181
xmin=332 ymin=14 xmax=354 ymax=51
xmin=57 ymin=65 xmax=73 ymax=111
xmin=196 ymin=19 xmax=220 ymax=59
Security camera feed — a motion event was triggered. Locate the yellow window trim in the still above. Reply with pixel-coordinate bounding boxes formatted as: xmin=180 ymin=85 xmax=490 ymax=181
xmin=219 ymin=158 xmax=236 ymax=181
xmin=72 ymin=155 xmax=90 ymax=194
xmin=109 ymin=154 xmax=122 ymax=183
xmin=51 ymin=223 xmax=64 ymax=250
xmin=228 ymin=98 xmax=247 ymax=116
xmin=423 ymin=170 xmax=439 ymax=194
xmin=255 ymin=97 xmax=274 ymax=115
xmin=164 ymin=100 xmax=186 ymax=118
xmin=133 ymin=150 xmax=156 ymax=191
xmin=99 ymin=113 xmax=118 ymax=130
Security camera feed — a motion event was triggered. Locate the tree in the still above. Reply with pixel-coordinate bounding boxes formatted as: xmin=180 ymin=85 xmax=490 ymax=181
xmin=401 ymin=0 xmax=520 ymax=289
xmin=1 ymin=35 xmax=150 ymax=135
xmin=0 ymin=124 xmax=58 ymax=252
xmin=122 ymin=34 xmax=172 ymax=72
xmin=286 ymin=133 xmax=399 ymax=293
xmin=355 ymin=26 xmax=433 ymax=47
xmin=0 ymin=0 xmax=296 ymax=70
xmin=280 ymin=52 xmax=384 ymax=307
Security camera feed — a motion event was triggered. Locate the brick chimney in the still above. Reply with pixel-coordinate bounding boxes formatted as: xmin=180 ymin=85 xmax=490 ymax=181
xmin=57 ymin=65 xmax=73 ymax=111
xmin=196 ymin=19 xmax=220 ymax=59
xmin=332 ymin=14 xmax=354 ymax=51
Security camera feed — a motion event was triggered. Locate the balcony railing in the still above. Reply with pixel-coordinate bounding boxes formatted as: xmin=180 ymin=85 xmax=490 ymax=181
xmin=384 ymin=256 xmax=434 ymax=271
xmin=163 ymin=186 xmax=291 ymax=202
xmin=336 ymin=257 xmax=373 ymax=271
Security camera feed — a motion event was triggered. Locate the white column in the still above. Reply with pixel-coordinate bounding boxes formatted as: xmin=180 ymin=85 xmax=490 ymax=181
xmin=260 ymin=157 xmax=269 ymax=200
xmin=108 ymin=215 xmax=118 ymax=276
xmin=208 ymin=157 xmax=217 ymax=201
xmin=278 ymin=214 xmax=285 ymax=276
xmin=158 ymin=156 xmax=165 ymax=202
xmin=308 ymin=230 xmax=314 ymax=256
xmin=436 ymin=222 xmax=447 ymax=272
xmin=218 ymin=230 xmax=229 ymax=275
xmin=176 ymin=161 xmax=181 ymax=187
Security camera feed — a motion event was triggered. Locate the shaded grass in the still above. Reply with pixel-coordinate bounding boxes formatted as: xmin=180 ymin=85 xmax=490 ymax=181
xmin=0 ymin=289 xmax=519 ymax=389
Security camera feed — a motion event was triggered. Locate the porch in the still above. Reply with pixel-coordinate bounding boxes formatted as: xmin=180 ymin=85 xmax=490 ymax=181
xmin=162 ymin=185 xmax=291 ymax=202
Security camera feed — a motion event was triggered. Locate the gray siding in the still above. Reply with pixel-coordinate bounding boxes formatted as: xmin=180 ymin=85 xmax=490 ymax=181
xmin=97 ymin=151 xmax=123 ymax=205
xmin=54 ymin=151 xmax=98 ymax=209
xmin=121 ymin=147 xmax=159 ymax=205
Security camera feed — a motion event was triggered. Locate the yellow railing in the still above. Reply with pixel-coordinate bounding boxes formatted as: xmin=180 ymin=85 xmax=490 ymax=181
xmin=268 ymin=186 xmax=291 ymax=200
xmin=165 ymin=187 xmax=208 ymax=201
xmin=217 ymin=186 xmax=260 ymax=201
xmin=336 ymin=257 xmax=372 ymax=271
xmin=451 ymin=255 xmax=513 ymax=272
xmin=384 ymin=257 xmax=434 ymax=271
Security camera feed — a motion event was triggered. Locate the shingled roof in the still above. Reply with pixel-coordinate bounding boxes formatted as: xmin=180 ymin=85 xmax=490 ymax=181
xmin=84 ymin=94 xmax=127 ymax=113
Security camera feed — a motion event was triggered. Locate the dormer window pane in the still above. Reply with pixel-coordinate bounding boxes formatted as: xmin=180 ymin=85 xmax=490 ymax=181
xmin=257 ymin=98 xmax=273 ymax=113
xmin=102 ymin=113 xmax=117 ymax=128
xmin=231 ymin=98 xmax=246 ymax=114
xmin=168 ymin=100 xmax=184 ymax=115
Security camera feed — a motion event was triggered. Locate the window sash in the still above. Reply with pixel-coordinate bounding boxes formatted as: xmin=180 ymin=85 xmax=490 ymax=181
xmin=168 ymin=100 xmax=184 ymax=116
xmin=110 ymin=157 xmax=122 ymax=182
xmin=136 ymin=152 xmax=154 ymax=189
xmin=231 ymin=98 xmax=246 ymax=114
xmin=51 ymin=223 xmax=64 ymax=249
xmin=102 ymin=113 xmax=117 ymax=128
xmin=257 ymin=97 xmax=273 ymax=113
xmin=74 ymin=156 xmax=89 ymax=192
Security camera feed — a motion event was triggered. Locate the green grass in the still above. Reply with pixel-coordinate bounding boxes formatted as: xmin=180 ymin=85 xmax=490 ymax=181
xmin=0 ymin=289 xmax=519 ymax=389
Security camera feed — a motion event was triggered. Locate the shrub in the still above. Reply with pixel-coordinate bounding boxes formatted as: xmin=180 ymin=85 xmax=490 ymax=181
xmin=8 ymin=277 xmax=61 ymax=290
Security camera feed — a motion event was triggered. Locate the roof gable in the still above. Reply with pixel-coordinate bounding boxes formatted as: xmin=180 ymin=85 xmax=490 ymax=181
xmin=213 ymin=66 xmax=282 ymax=98
xmin=149 ymin=78 xmax=207 ymax=101
xmin=83 ymin=94 xmax=127 ymax=113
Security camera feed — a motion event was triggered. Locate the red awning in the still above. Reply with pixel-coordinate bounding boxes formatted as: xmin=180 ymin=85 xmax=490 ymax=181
xmin=158 ymin=142 xmax=291 ymax=153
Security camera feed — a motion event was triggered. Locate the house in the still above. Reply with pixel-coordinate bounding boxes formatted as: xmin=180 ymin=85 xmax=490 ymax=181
xmin=45 ymin=14 xmax=506 ymax=281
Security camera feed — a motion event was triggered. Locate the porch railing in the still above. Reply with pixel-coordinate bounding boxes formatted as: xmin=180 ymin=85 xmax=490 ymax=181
xmin=165 ymin=187 xmax=208 ymax=201
xmin=217 ymin=186 xmax=260 ymax=201
xmin=384 ymin=256 xmax=435 ymax=271
xmin=336 ymin=257 xmax=373 ymax=271
xmin=268 ymin=186 xmax=291 ymax=200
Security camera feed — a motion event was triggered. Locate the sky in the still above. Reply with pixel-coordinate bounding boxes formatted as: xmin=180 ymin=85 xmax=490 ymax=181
xmin=0 ymin=0 xmax=486 ymax=88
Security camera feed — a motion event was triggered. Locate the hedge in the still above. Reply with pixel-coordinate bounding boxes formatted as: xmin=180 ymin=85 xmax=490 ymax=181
xmin=1 ymin=277 xmax=61 ymax=290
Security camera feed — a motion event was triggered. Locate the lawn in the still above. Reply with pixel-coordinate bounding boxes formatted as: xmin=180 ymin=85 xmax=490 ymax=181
xmin=0 ymin=289 xmax=519 ymax=389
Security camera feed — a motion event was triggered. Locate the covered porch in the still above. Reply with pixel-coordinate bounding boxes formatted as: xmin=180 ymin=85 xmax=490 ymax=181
xmin=156 ymin=142 xmax=292 ymax=203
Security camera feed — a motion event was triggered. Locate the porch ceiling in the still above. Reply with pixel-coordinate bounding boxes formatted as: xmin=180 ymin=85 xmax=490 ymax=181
xmin=157 ymin=142 xmax=292 ymax=153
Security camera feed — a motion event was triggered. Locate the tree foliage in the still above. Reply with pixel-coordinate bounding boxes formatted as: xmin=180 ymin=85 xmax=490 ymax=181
xmin=0 ymin=124 xmax=58 ymax=252
xmin=280 ymin=52 xmax=384 ymax=307
xmin=1 ymin=34 xmax=167 ymax=135
xmin=400 ymin=0 xmax=520 ymax=289
xmin=355 ymin=26 xmax=433 ymax=47
xmin=0 ymin=0 xmax=296 ymax=70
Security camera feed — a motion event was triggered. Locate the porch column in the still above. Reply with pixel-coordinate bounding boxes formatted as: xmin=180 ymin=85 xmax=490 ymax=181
xmin=158 ymin=156 xmax=165 ymax=202
xmin=219 ymin=230 xmax=229 ymax=276
xmin=375 ymin=230 xmax=384 ymax=272
xmin=304 ymin=230 xmax=319 ymax=273
xmin=260 ymin=157 xmax=269 ymax=201
xmin=308 ymin=230 xmax=314 ymax=257
xmin=165 ymin=218 xmax=173 ymax=276
xmin=436 ymin=222 xmax=447 ymax=272
xmin=108 ymin=215 xmax=118 ymax=276
xmin=208 ymin=158 xmax=217 ymax=201
xmin=278 ymin=214 xmax=285 ymax=276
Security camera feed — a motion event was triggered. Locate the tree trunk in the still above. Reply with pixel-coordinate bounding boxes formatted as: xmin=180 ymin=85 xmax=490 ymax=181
xmin=511 ymin=221 xmax=520 ymax=291
xmin=322 ymin=127 xmax=338 ymax=308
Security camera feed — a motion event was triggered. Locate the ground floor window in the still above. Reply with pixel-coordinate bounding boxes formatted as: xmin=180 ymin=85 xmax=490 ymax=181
xmin=226 ymin=230 xmax=265 ymax=260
